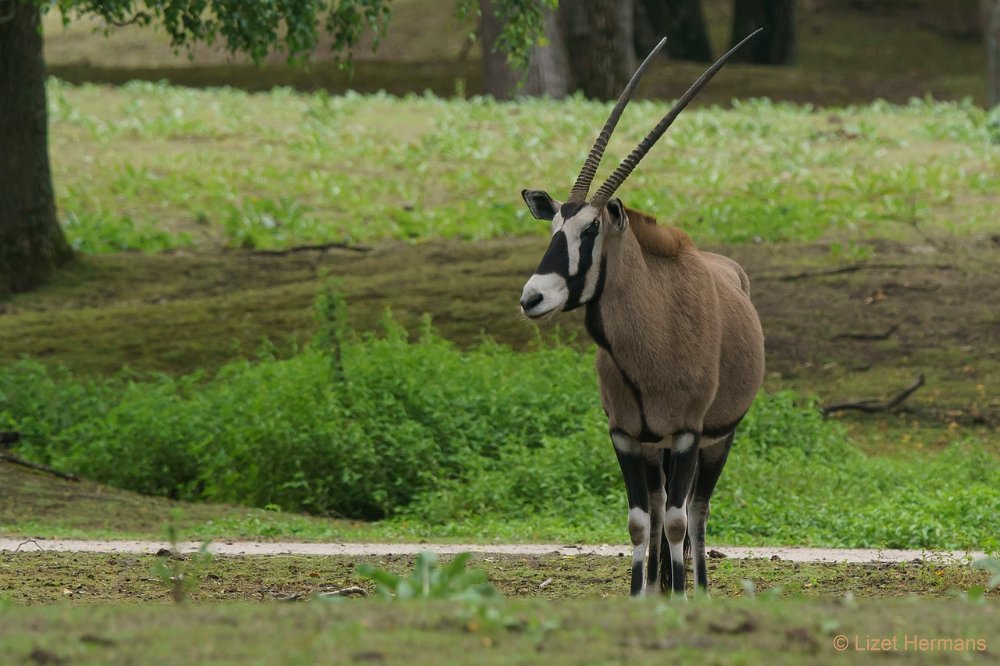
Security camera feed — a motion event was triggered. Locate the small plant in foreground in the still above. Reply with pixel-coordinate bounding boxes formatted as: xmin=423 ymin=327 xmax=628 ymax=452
xmin=357 ymin=552 xmax=500 ymax=602
xmin=973 ymin=558 xmax=1000 ymax=590
xmin=150 ymin=523 xmax=213 ymax=603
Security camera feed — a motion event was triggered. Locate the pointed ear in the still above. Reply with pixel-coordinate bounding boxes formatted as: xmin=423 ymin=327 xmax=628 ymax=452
xmin=521 ymin=189 xmax=560 ymax=221
xmin=606 ymin=198 xmax=629 ymax=233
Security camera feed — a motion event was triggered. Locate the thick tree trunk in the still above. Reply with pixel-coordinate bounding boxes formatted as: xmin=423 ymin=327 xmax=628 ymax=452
xmin=478 ymin=0 xmax=520 ymax=100
xmin=985 ymin=0 xmax=1000 ymax=107
xmin=523 ymin=8 xmax=571 ymax=98
xmin=635 ymin=0 xmax=713 ymax=63
xmin=560 ymin=0 xmax=636 ymax=100
xmin=478 ymin=1 xmax=570 ymax=99
xmin=0 ymin=2 xmax=72 ymax=295
xmin=730 ymin=0 xmax=796 ymax=66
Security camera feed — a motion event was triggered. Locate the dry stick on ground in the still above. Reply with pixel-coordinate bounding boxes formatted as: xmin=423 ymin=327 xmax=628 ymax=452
xmin=767 ymin=263 xmax=955 ymax=282
xmin=0 ymin=453 xmax=79 ymax=481
xmin=246 ymin=241 xmax=372 ymax=256
xmin=821 ymin=374 xmax=925 ymax=418
xmin=830 ymin=324 xmax=899 ymax=341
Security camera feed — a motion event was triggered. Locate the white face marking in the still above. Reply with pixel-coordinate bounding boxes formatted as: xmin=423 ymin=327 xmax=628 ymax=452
xmin=520 ymin=204 xmax=604 ymax=319
xmin=520 ymin=273 xmax=568 ymax=319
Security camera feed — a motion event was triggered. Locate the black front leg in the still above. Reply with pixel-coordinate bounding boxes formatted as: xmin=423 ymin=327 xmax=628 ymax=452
xmin=665 ymin=430 xmax=700 ymax=597
xmin=611 ymin=429 xmax=649 ymax=596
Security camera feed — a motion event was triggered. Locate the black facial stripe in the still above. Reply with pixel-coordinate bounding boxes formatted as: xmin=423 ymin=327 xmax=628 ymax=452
xmin=534 ymin=231 xmax=569 ymax=276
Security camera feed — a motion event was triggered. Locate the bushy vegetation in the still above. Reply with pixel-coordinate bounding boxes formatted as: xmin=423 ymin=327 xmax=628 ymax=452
xmin=49 ymin=80 xmax=1000 ymax=253
xmin=2 ymin=303 xmax=997 ymax=550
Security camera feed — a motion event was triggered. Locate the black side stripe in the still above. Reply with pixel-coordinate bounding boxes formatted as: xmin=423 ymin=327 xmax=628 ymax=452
xmin=702 ymin=412 xmax=747 ymax=439
xmin=589 ymin=283 xmax=661 ymax=444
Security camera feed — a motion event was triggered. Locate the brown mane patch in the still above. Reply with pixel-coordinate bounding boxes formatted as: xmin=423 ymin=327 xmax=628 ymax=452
xmin=625 ymin=207 xmax=694 ymax=257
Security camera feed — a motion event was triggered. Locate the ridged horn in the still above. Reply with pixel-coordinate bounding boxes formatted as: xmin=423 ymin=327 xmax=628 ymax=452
xmin=590 ymin=28 xmax=763 ymax=209
xmin=565 ymin=36 xmax=668 ymax=204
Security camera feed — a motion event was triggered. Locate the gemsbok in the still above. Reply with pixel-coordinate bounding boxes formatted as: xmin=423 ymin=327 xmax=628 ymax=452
xmin=518 ymin=31 xmax=766 ymax=597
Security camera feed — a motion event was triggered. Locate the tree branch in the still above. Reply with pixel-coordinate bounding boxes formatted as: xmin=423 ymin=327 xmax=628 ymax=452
xmin=821 ymin=374 xmax=925 ymax=418
xmin=765 ymin=263 xmax=955 ymax=282
xmin=107 ymin=11 xmax=152 ymax=28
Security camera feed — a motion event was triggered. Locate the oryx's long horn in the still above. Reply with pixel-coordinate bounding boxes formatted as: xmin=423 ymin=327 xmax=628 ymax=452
xmin=590 ymin=29 xmax=763 ymax=209
xmin=566 ymin=36 xmax=668 ymax=204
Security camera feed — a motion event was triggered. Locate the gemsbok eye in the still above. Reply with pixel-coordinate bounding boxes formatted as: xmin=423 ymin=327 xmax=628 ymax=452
xmin=582 ymin=223 xmax=598 ymax=238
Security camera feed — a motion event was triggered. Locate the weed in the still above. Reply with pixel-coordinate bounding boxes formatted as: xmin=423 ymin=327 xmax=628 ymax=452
xmin=357 ymin=552 xmax=500 ymax=602
xmin=149 ymin=522 xmax=213 ymax=603
xmin=973 ymin=558 xmax=1000 ymax=590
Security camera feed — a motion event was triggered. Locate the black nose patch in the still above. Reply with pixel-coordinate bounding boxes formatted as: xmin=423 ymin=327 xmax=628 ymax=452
xmin=534 ymin=231 xmax=569 ymax=277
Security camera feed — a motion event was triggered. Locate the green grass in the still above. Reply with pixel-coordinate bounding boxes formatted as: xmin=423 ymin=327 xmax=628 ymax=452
xmin=3 ymin=309 xmax=998 ymax=551
xmin=48 ymin=81 xmax=1000 ymax=254
xmin=1 ymin=594 xmax=997 ymax=665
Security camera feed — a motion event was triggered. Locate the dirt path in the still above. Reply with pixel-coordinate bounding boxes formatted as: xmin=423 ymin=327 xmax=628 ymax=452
xmin=0 ymin=538 xmax=985 ymax=564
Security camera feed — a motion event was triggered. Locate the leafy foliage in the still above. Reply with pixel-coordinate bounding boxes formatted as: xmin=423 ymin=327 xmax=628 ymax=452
xmin=42 ymin=0 xmax=552 ymax=68
xmin=456 ymin=0 xmax=557 ymax=71
xmin=1 ymin=306 xmax=998 ymax=550
xmin=358 ymin=552 xmax=500 ymax=601
xmin=44 ymin=0 xmax=392 ymax=64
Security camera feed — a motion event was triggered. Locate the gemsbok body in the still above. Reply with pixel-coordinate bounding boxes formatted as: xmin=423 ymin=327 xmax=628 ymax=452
xmin=518 ymin=32 xmax=766 ymax=597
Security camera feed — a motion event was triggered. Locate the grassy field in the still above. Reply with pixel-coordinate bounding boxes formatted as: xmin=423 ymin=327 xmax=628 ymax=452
xmin=46 ymin=82 xmax=1000 ymax=255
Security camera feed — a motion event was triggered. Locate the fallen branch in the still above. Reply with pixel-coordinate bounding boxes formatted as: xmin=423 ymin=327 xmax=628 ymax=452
xmin=10 ymin=539 xmax=46 ymax=553
xmin=320 ymin=586 xmax=368 ymax=598
xmin=766 ymin=263 xmax=954 ymax=282
xmin=830 ymin=324 xmax=899 ymax=341
xmin=246 ymin=241 xmax=371 ymax=256
xmin=821 ymin=374 xmax=925 ymax=418
xmin=0 ymin=452 xmax=79 ymax=481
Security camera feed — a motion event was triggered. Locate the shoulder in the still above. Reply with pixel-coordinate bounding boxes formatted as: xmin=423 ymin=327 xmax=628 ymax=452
xmin=625 ymin=207 xmax=694 ymax=258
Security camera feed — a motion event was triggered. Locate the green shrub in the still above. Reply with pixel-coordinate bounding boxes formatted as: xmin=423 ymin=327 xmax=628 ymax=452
xmin=2 ymin=312 xmax=997 ymax=549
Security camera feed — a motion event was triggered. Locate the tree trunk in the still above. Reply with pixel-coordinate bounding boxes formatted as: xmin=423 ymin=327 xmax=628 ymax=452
xmin=478 ymin=0 xmax=520 ymax=100
xmin=560 ymin=0 xmax=636 ymax=100
xmin=478 ymin=1 xmax=570 ymax=99
xmin=730 ymin=0 xmax=796 ymax=66
xmin=635 ymin=0 xmax=713 ymax=63
xmin=524 ymin=8 xmax=571 ymax=98
xmin=985 ymin=0 xmax=1000 ymax=107
xmin=0 ymin=2 xmax=72 ymax=295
